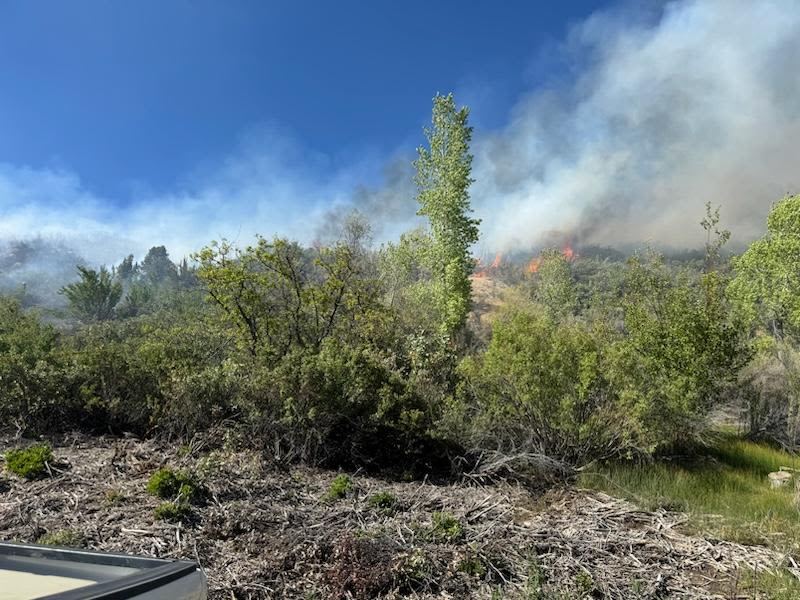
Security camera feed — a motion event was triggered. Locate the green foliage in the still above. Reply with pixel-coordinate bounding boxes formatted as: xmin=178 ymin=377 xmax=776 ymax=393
xmin=532 ymin=249 xmax=577 ymax=320
xmin=196 ymin=235 xmax=383 ymax=361
xmin=37 ymin=529 xmax=84 ymax=547
xmin=5 ymin=444 xmax=53 ymax=479
xmin=457 ymin=554 xmax=487 ymax=578
xmin=727 ymin=196 xmax=800 ymax=443
xmin=612 ymin=249 xmax=748 ymax=447
xmin=367 ymin=491 xmax=397 ymax=511
xmin=147 ymin=467 xmax=202 ymax=501
xmin=414 ymin=93 xmax=480 ymax=337
xmin=379 ymin=227 xmax=441 ymax=334
xmin=116 ymin=282 xmax=155 ymax=318
xmin=153 ymin=501 xmax=192 ymax=522
xmin=429 ymin=511 xmax=464 ymax=542
xmin=580 ymin=435 xmax=800 ymax=554
xmin=324 ymin=474 xmax=354 ymax=501
xmin=60 ymin=265 xmax=122 ymax=322
xmin=141 ymin=246 xmax=178 ymax=285
xmin=0 ymin=298 xmax=70 ymax=433
xmin=453 ymin=304 xmax=629 ymax=462
xmin=729 ymin=195 xmax=800 ymax=336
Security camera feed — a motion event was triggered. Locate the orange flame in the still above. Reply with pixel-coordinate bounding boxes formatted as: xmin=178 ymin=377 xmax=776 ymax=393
xmin=527 ymin=256 xmax=542 ymax=274
xmin=473 ymin=253 xmax=502 ymax=278
xmin=527 ymin=244 xmax=575 ymax=275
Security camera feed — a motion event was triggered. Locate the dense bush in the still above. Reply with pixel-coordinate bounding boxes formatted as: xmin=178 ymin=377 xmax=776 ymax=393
xmin=5 ymin=444 xmax=53 ymax=479
xmin=0 ymin=298 xmax=72 ymax=433
xmin=240 ymin=339 xmax=442 ymax=469
xmin=2 ymin=194 xmax=794 ymax=474
xmin=611 ymin=252 xmax=748 ymax=448
xmin=451 ymin=305 xmax=631 ymax=463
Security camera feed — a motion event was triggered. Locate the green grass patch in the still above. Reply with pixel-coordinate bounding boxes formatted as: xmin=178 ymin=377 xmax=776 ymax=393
xmin=5 ymin=444 xmax=53 ymax=480
xmin=580 ymin=435 xmax=800 ymax=553
xmin=323 ymin=474 xmax=354 ymax=502
xmin=146 ymin=467 xmax=203 ymax=502
xmin=37 ymin=529 xmax=84 ymax=547
xmin=429 ymin=511 xmax=464 ymax=542
xmin=367 ymin=491 xmax=397 ymax=512
xmin=153 ymin=501 xmax=192 ymax=522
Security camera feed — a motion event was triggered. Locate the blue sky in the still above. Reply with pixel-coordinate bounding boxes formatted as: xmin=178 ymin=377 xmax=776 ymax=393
xmin=0 ymin=0 xmax=611 ymax=199
xmin=0 ymin=0 xmax=797 ymax=261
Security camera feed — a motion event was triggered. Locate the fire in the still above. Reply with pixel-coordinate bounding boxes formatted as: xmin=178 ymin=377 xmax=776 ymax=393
xmin=527 ymin=244 xmax=575 ymax=275
xmin=472 ymin=253 xmax=502 ymax=278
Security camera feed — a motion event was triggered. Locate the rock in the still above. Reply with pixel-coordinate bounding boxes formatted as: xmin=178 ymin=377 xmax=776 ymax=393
xmin=768 ymin=470 xmax=793 ymax=488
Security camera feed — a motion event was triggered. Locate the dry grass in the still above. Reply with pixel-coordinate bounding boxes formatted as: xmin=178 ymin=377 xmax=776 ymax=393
xmin=0 ymin=433 xmax=795 ymax=599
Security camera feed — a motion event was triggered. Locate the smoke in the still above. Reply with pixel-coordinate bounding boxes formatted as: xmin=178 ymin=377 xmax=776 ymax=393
xmin=0 ymin=0 xmax=797 ymax=264
xmin=473 ymin=0 xmax=800 ymax=250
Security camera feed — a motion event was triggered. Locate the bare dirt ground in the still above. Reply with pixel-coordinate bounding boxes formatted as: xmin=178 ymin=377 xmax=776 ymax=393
xmin=0 ymin=434 xmax=791 ymax=599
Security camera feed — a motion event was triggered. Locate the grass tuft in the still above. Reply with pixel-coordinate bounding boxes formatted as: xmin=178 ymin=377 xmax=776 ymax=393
xmin=153 ymin=501 xmax=192 ymax=522
xmin=37 ymin=529 xmax=84 ymax=547
xmin=147 ymin=467 xmax=203 ymax=502
xmin=429 ymin=511 xmax=464 ymax=542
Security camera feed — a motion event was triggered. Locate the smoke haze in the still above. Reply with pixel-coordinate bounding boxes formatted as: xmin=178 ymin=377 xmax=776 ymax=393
xmin=0 ymin=0 xmax=797 ymax=266
xmin=473 ymin=0 xmax=800 ymax=251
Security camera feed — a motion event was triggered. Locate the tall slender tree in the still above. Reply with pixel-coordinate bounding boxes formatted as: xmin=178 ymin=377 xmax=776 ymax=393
xmin=414 ymin=93 xmax=480 ymax=337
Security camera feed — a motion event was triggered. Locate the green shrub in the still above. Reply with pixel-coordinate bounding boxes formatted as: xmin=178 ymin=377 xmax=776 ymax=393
xmin=146 ymin=467 xmax=202 ymax=501
xmin=451 ymin=305 xmax=631 ymax=463
xmin=429 ymin=511 xmax=464 ymax=542
xmin=5 ymin=444 xmax=53 ymax=479
xmin=324 ymin=474 xmax=354 ymax=502
xmin=153 ymin=501 xmax=191 ymax=522
xmin=457 ymin=554 xmax=487 ymax=578
xmin=367 ymin=491 xmax=397 ymax=512
xmin=0 ymin=298 xmax=71 ymax=434
xmin=37 ymin=529 xmax=84 ymax=547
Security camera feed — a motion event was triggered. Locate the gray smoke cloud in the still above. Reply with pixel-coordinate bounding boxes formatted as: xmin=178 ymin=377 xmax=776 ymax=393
xmin=0 ymin=0 xmax=797 ymax=263
xmin=472 ymin=0 xmax=800 ymax=251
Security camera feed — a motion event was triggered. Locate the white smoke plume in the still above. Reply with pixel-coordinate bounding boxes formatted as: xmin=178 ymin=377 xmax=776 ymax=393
xmin=473 ymin=0 xmax=800 ymax=250
xmin=0 ymin=0 xmax=797 ymax=265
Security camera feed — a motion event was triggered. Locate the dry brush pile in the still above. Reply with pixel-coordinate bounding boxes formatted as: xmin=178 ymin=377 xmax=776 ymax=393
xmin=0 ymin=434 xmax=794 ymax=599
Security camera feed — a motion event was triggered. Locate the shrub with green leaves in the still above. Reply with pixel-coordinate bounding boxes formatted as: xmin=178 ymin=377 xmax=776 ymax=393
xmin=5 ymin=444 xmax=53 ymax=479
xmin=0 ymin=298 xmax=71 ymax=434
xmin=324 ymin=474 xmax=354 ymax=502
xmin=153 ymin=501 xmax=191 ymax=522
xmin=451 ymin=304 xmax=630 ymax=463
xmin=429 ymin=511 xmax=464 ymax=542
xmin=146 ymin=467 xmax=202 ymax=502
xmin=367 ymin=491 xmax=397 ymax=512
